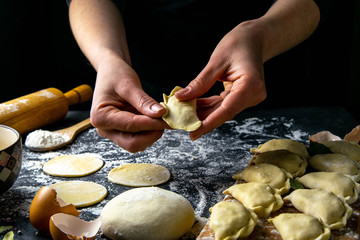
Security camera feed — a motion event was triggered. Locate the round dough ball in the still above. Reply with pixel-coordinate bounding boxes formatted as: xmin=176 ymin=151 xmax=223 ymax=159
xmin=108 ymin=163 xmax=171 ymax=187
xmin=101 ymin=187 xmax=195 ymax=240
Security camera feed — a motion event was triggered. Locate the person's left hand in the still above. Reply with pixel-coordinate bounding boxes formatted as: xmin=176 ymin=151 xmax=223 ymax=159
xmin=175 ymin=21 xmax=268 ymax=140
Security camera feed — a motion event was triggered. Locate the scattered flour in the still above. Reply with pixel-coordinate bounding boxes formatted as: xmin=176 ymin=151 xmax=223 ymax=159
xmin=25 ymin=129 xmax=70 ymax=149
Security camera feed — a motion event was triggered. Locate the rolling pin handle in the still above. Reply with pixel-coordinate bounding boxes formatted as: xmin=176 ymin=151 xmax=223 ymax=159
xmin=64 ymin=84 xmax=93 ymax=105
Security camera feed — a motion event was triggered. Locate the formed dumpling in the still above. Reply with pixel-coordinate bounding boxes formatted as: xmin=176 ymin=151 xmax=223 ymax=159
xmin=269 ymin=213 xmax=330 ymax=240
xmin=209 ymin=201 xmax=257 ymax=240
xmin=250 ymin=150 xmax=307 ymax=178
xmin=321 ymin=140 xmax=360 ymax=162
xmin=250 ymin=138 xmax=309 ymax=160
xmin=160 ymin=86 xmax=201 ymax=131
xmin=283 ymin=189 xmax=352 ymax=229
xmin=223 ymin=182 xmax=283 ymax=217
xmin=309 ymin=153 xmax=360 ymax=180
xmin=296 ymin=172 xmax=360 ymax=204
xmin=233 ymin=163 xmax=292 ymax=195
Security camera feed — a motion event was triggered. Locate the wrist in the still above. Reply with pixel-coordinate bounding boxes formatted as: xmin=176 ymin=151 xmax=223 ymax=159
xmin=95 ymin=48 xmax=131 ymax=71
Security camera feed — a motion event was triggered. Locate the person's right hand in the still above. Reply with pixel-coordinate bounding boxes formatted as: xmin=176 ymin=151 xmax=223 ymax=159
xmin=90 ymin=52 xmax=168 ymax=153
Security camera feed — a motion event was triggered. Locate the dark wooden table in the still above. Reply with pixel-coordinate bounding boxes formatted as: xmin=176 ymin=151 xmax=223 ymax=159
xmin=0 ymin=106 xmax=358 ymax=239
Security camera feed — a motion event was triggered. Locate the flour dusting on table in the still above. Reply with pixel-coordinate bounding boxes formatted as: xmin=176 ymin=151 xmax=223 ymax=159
xmin=0 ymin=115 xmax=310 ymax=239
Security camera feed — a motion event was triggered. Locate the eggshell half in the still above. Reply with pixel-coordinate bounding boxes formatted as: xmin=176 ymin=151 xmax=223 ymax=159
xmin=49 ymin=213 xmax=102 ymax=240
xmin=29 ymin=186 xmax=80 ymax=233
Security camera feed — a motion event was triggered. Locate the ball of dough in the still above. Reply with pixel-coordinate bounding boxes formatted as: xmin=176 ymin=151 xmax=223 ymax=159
xmin=101 ymin=187 xmax=195 ymax=240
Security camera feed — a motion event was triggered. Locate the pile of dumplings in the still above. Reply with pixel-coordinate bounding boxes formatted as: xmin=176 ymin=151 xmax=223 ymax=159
xmin=208 ymin=138 xmax=360 ymax=240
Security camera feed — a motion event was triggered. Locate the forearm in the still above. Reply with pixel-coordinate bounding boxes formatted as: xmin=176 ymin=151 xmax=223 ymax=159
xmin=68 ymin=0 xmax=130 ymax=70
xmin=245 ymin=0 xmax=320 ymax=62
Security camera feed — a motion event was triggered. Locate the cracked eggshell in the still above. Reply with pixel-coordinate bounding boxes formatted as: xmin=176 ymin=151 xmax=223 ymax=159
xmin=29 ymin=186 xmax=80 ymax=233
xmin=49 ymin=213 xmax=102 ymax=240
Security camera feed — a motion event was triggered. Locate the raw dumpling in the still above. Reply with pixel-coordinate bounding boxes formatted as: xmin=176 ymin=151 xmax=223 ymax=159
xmin=250 ymin=138 xmax=309 ymax=160
xmin=233 ymin=163 xmax=292 ymax=195
xmin=250 ymin=150 xmax=307 ymax=177
xmin=209 ymin=201 xmax=257 ymax=240
xmin=309 ymin=153 xmax=360 ymax=180
xmin=283 ymin=189 xmax=352 ymax=229
xmin=269 ymin=213 xmax=330 ymax=240
xmin=296 ymin=172 xmax=360 ymax=204
xmin=160 ymin=86 xmax=201 ymax=131
xmin=223 ymin=182 xmax=283 ymax=217
xmin=321 ymin=140 xmax=360 ymax=162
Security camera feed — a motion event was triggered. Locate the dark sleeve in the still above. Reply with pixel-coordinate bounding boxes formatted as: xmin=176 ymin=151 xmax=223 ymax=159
xmin=312 ymin=0 xmax=336 ymax=27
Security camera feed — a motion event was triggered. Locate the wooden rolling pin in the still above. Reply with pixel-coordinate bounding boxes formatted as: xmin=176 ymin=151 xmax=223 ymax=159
xmin=0 ymin=84 xmax=93 ymax=135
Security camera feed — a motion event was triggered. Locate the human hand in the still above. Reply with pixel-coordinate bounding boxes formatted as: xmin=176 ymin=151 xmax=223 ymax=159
xmin=90 ymin=53 xmax=168 ymax=153
xmin=175 ymin=21 xmax=267 ymax=140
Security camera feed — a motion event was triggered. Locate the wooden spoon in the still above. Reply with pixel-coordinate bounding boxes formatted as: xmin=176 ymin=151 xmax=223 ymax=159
xmin=25 ymin=118 xmax=92 ymax=152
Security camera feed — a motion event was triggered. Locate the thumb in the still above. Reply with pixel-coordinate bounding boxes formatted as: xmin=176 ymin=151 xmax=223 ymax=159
xmin=123 ymin=84 xmax=166 ymax=118
xmin=175 ymin=60 xmax=226 ymax=101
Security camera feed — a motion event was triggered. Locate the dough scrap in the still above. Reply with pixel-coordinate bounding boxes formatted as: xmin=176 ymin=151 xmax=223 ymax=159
xmin=108 ymin=163 xmax=171 ymax=187
xmin=49 ymin=181 xmax=107 ymax=208
xmin=283 ymin=189 xmax=352 ymax=229
xmin=43 ymin=153 xmax=103 ymax=177
xmin=160 ymin=86 xmax=201 ymax=131
xmin=309 ymin=153 xmax=360 ymax=179
xmin=250 ymin=138 xmax=309 ymax=160
xmin=209 ymin=201 xmax=257 ymax=240
xmin=233 ymin=163 xmax=292 ymax=195
xmin=269 ymin=213 xmax=331 ymax=240
xmin=296 ymin=171 xmax=360 ymax=204
xmin=223 ymin=182 xmax=283 ymax=217
xmin=250 ymin=150 xmax=307 ymax=178
xmin=101 ymin=187 xmax=195 ymax=240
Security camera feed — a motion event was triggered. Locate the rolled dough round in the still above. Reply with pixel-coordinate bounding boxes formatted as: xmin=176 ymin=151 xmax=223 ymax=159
xmin=49 ymin=180 xmax=107 ymax=207
xmin=108 ymin=163 xmax=171 ymax=187
xmin=101 ymin=187 xmax=195 ymax=240
xmin=43 ymin=153 xmax=103 ymax=177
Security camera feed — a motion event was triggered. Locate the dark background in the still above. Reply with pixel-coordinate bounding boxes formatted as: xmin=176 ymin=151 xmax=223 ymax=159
xmin=1 ymin=0 xmax=359 ymax=121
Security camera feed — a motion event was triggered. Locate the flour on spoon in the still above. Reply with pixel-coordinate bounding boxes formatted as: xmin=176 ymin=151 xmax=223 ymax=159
xmin=25 ymin=129 xmax=70 ymax=149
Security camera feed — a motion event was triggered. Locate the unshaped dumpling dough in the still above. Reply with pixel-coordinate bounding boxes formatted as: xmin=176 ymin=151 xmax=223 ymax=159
xmin=233 ymin=163 xmax=292 ymax=195
xmin=223 ymin=182 xmax=283 ymax=217
xmin=209 ymin=201 xmax=257 ymax=240
xmin=250 ymin=150 xmax=307 ymax=178
xmin=321 ymin=140 xmax=360 ymax=162
xmin=269 ymin=213 xmax=330 ymax=240
xmin=160 ymin=86 xmax=201 ymax=131
xmin=296 ymin=171 xmax=360 ymax=204
xmin=108 ymin=163 xmax=171 ymax=187
xmin=43 ymin=153 xmax=104 ymax=177
xmin=283 ymin=189 xmax=352 ymax=229
xmin=250 ymin=138 xmax=309 ymax=160
xmin=101 ymin=187 xmax=195 ymax=240
xmin=309 ymin=153 xmax=360 ymax=180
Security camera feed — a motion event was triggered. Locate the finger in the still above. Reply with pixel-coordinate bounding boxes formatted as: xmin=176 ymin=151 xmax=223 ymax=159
xmin=190 ymin=78 xmax=266 ymax=140
xmin=97 ymin=128 xmax=164 ymax=153
xmin=91 ymin=105 xmax=169 ymax=132
xmin=116 ymin=81 xmax=166 ymax=118
xmin=190 ymin=104 xmax=238 ymax=141
xmin=196 ymin=96 xmax=223 ymax=120
xmin=175 ymin=59 xmax=228 ymax=101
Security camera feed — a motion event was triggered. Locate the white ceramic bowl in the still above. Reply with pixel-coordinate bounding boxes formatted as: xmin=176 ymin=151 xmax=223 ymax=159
xmin=0 ymin=125 xmax=22 ymax=194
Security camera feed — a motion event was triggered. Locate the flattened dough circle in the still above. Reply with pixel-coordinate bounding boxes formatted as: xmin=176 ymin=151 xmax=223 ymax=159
xmin=49 ymin=180 xmax=107 ymax=207
xmin=108 ymin=163 xmax=171 ymax=187
xmin=43 ymin=153 xmax=104 ymax=177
